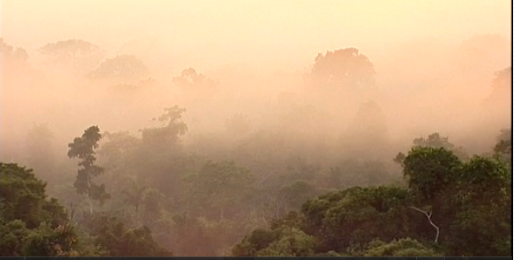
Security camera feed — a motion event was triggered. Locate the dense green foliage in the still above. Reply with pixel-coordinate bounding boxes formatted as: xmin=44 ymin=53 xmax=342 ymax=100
xmin=0 ymin=163 xmax=170 ymax=256
xmin=362 ymin=238 xmax=440 ymax=257
xmin=0 ymin=163 xmax=77 ymax=256
xmin=79 ymin=212 xmax=172 ymax=256
xmin=233 ymin=144 xmax=512 ymax=257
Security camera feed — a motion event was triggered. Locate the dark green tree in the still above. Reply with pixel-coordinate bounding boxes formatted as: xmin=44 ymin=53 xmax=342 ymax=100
xmin=232 ymin=212 xmax=314 ymax=257
xmin=235 ymin=138 xmax=511 ymax=257
xmin=186 ymin=160 xmax=255 ymax=221
xmin=0 ymin=163 xmax=80 ymax=256
xmin=256 ymin=228 xmax=316 ymax=257
xmin=80 ymin=212 xmax=171 ymax=256
xmin=232 ymin=228 xmax=278 ymax=256
xmin=493 ymin=128 xmax=512 ymax=166
xmin=67 ymin=126 xmax=109 ymax=213
xmin=402 ymin=147 xmax=462 ymax=243
xmin=362 ymin=238 xmax=440 ymax=256
xmin=301 ymin=186 xmax=416 ymax=253
xmin=403 ymin=147 xmax=461 ymax=202
xmin=448 ymin=156 xmax=512 ymax=256
xmin=401 ymin=146 xmax=511 ymax=254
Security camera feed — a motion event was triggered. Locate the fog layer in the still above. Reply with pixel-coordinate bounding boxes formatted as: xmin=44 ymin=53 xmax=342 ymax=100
xmin=0 ymin=0 xmax=511 ymax=256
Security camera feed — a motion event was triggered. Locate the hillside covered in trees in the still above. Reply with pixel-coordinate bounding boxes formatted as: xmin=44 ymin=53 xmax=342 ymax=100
xmin=1 ymin=1 xmax=512 ymax=257
xmin=1 ymin=112 xmax=511 ymax=256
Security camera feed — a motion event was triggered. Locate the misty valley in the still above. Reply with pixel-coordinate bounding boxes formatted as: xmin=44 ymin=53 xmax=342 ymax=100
xmin=0 ymin=4 xmax=512 ymax=256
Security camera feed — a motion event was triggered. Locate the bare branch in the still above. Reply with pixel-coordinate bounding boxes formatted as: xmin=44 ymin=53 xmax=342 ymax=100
xmin=410 ymin=206 xmax=440 ymax=243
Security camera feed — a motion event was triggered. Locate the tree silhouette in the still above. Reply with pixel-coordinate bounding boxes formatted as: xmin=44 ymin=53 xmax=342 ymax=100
xmin=67 ymin=126 xmax=110 ymax=213
xmin=310 ymin=48 xmax=376 ymax=91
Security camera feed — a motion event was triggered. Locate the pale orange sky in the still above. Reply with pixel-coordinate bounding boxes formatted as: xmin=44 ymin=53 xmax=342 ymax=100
xmin=0 ymin=0 xmax=511 ymax=71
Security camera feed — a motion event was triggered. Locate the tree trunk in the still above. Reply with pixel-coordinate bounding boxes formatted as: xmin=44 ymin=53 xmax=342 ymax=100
xmin=87 ymin=196 xmax=93 ymax=214
xmin=87 ymin=175 xmax=93 ymax=214
xmin=276 ymin=200 xmax=280 ymax=219
xmin=135 ymin=204 xmax=139 ymax=227
xmin=69 ymin=203 xmax=76 ymax=222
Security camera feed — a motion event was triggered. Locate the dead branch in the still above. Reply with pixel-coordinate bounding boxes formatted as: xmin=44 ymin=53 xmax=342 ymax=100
xmin=410 ymin=206 xmax=440 ymax=243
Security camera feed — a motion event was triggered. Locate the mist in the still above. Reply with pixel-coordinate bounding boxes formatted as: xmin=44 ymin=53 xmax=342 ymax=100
xmin=0 ymin=0 xmax=511 ymax=257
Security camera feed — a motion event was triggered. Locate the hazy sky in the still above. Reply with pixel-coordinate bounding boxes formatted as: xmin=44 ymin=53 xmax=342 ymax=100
xmin=1 ymin=0 xmax=511 ymax=71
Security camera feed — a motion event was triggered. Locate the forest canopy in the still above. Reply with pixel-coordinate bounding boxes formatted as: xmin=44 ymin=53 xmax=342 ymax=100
xmin=0 ymin=1 xmax=511 ymax=256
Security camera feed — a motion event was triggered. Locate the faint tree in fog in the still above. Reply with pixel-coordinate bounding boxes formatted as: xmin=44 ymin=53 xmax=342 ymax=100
xmin=122 ymin=177 xmax=148 ymax=227
xmin=99 ymin=131 xmax=140 ymax=170
xmin=485 ymin=67 xmax=512 ymax=110
xmin=278 ymin=180 xmax=320 ymax=213
xmin=413 ymin=133 xmax=456 ymax=150
xmin=172 ymin=68 xmax=214 ymax=87
xmin=140 ymin=106 xmax=188 ymax=149
xmin=493 ymin=128 xmax=512 ymax=166
xmin=309 ymin=48 xmax=376 ymax=91
xmin=87 ymin=54 xmax=149 ymax=84
xmin=283 ymin=156 xmax=320 ymax=183
xmin=136 ymin=106 xmax=189 ymax=195
xmin=326 ymin=160 xmax=392 ymax=189
xmin=1 ymin=38 xmax=29 ymax=69
xmin=454 ymin=34 xmax=510 ymax=77
xmin=491 ymin=67 xmax=512 ymax=90
xmin=186 ymin=160 xmax=255 ymax=221
xmin=40 ymin=39 xmax=105 ymax=74
xmin=395 ymin=132 xmax=468 ymax=164
xmin=172 ymin=67 xmax=218 ymax=98
xmin=225 ymin=113 xmax=252 ymax=137
xmin=25 ymin=123 xmax=56 ymax=181
xmin=341 ymin=101 xmax=389 ymax=160
xmin=67 ymin=126 xmax=110 ymax=213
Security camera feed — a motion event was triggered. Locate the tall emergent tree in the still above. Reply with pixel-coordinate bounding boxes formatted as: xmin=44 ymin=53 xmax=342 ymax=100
xmin=68 ymin=126 xmax=110 ymax=213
